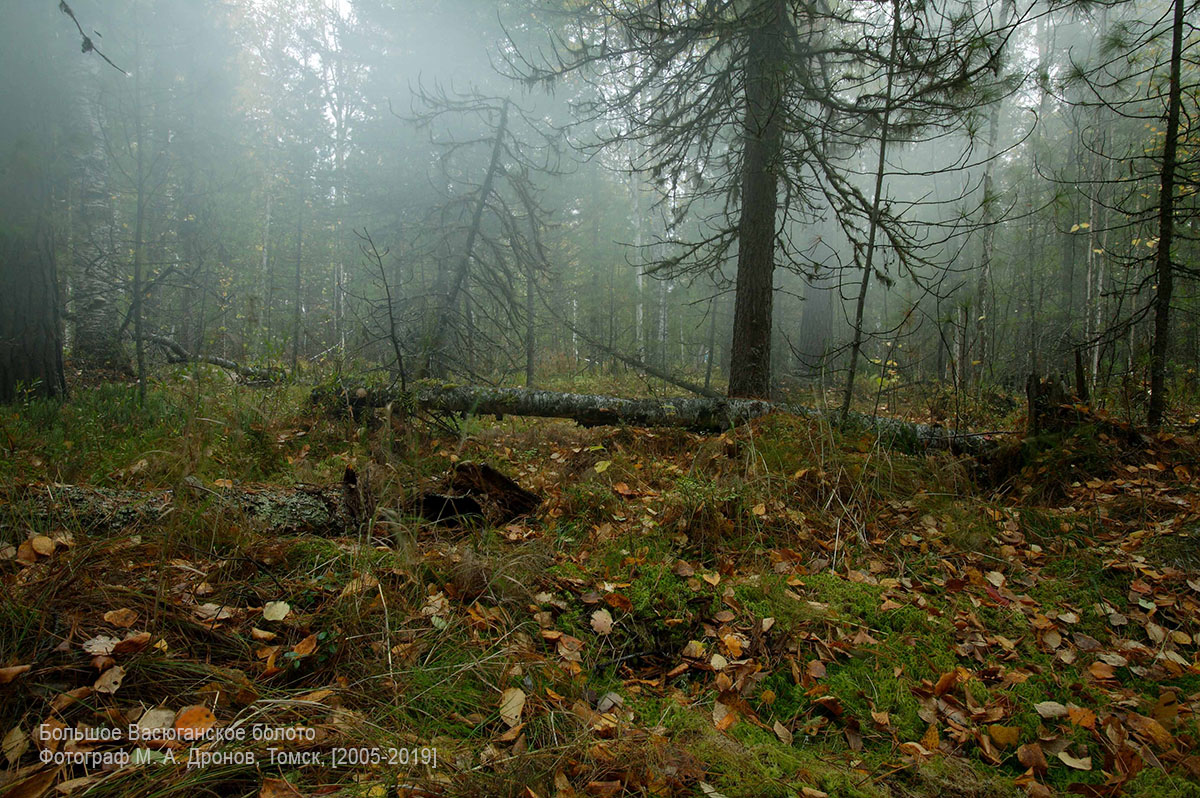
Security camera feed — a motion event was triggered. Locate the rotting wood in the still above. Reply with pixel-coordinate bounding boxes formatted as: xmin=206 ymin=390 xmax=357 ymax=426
xmin=416 ymin=461 xmax=542 ymax=525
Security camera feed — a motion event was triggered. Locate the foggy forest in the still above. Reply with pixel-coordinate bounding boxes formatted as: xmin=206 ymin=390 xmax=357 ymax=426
xmin=2 ymin=0 xmax=1200 ymax=796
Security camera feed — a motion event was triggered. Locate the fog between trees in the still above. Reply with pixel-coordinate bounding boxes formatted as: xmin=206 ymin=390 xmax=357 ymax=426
xmin=1 ymin=0 xmax=1197 ymax=426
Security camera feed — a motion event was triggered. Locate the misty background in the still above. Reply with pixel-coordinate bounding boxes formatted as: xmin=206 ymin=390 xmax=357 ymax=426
xmin=1 ymin=0 xmax=1196 ymax=426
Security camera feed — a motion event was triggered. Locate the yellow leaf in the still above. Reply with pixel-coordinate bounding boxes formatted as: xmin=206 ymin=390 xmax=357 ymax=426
xmin=499 ymin=687 xmax=526 ymax=728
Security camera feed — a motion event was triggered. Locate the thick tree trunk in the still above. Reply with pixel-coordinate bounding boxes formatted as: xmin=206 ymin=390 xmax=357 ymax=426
xmin=0 ymin=229 xmax=67 ymax=403
xmin=321 ymin=385 xmax=991 ymax=454
xmin=729 ymin=0 xmax=786 ymax=399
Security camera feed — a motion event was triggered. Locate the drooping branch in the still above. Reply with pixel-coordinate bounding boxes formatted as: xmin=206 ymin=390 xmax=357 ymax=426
xmin=144 ymin=334 xmax=285 ymax=383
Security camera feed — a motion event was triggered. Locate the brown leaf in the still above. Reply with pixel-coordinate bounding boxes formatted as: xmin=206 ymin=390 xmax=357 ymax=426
xmin=93 ymin=665 xmax=126 ymax=695
xmin=3 ymin=726 xmax=30 ymax=765
xmin=0 ymin=766 xmax=59 ymax=798
xmin=103 ymin=608 xmax=138 ymax=629
xmin=0 ymin=665 xmax=32 ymax=685
xmin=604 ymin=592 xmax=633 ymax=612
xmin=933 ymin=670 xmax=959 ymax=696
xmin=112 ymin=631 xmax=151 ymax=655
xmin=1017 ymin=743 xmax=1048 ymax=772
xmin=1067 ymin=706 xmax=1096 ymax=729
xmin=1126 ymin=713 xmax=1173 ymax=749
xmin=1152 ymin=691 xmax=1178 ymax=726
xmin=920 ymin=724 xmax=940 ymax=753
xmin=772 ymin=720 xmax=793 ymax=745
xmin=30 ymin=536 xmax=55 ymax=557
xmin=292 ymin=634 xmax=318 ymax=658
xmin=259 ymin=778 xmax=303 ymax=798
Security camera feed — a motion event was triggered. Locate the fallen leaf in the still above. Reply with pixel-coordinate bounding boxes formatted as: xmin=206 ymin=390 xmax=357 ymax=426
xmin=1057 ymin=750 xmax=1092 ymax=770
xmin=194 ymin=603 xmax=234 ymax=622
xmin=292 ymin=634 xmax=318 ymax=658
xmin=30 ymin=536 xmax=55 ymax=557
xmin=1034 ymin=701 xmax=1068 ymax=719
xmin=1018 ymin=742 xmax=1048 ymax=772
xmin=174 ymin=705 xmax=217 ymax=741
xmin=3 ymin=725 xmax=29 ymax=764
xmin=339 ymin=573 xmax=380 ymax=599
xmin=112 ymin=631 xmax=151 ymax=655
xmin=103 ymin=608 xmax=138 ymax=628
xmin=772 ymin=720 xmax=793 ymax=745
xmin=262 ymin=601 xmax=290 ymax=622
xmin=0 ymin=767 xmax=58 ymax=798
xmin=988 ymin=725 xmax=1020 ymax=748
xmin=499 ymin=687 xmax=526 ymax=728
xmin=259 ymin=778 xmax=303 ymax=798
xmin=1126 ymin=713 xmax=1173 ymax=749
xmin=0 ymin=664 xmax=32 ymax=684
xmin=593 ymin=460 xmax=611 ymax=474
xmin=81 ymin=635 xmax=119 ymax=656
xmin=137 ymin=708 xmax=176 ymax=735
xmin=590 ymin=608 xmax=614 ymax=635
xmin=1067 ymin=706 xmax=1096 ymax=729
xmin=93 ymin=666 xmax=125 ymax=695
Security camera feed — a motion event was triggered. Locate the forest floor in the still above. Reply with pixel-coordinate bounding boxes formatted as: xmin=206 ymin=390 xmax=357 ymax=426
xmin=3 ymin=371 xmax=1200 ymax=798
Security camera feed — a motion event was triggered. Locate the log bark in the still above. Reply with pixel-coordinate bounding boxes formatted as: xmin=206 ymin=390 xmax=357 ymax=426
xmin=321 ymin=384 xmax=995 ymax=455
xmin=9 ymin=478 xmax=355 ymax=535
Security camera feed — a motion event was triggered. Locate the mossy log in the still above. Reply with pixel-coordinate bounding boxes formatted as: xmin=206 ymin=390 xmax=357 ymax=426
xmin=317 ymin=384 xmax=995 ymax=455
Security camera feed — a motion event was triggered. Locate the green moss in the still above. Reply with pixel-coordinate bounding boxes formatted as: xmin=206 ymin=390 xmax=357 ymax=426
xmin=1123 ymin=771 xmax=1200 ymax=798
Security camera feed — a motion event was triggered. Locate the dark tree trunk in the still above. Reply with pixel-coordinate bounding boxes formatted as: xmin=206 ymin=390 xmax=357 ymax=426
xmin=1147 ymin=0 xmax=1184 ymax=429
xmin=728 ymin=0 xmax=785 ymax=399
xmin=0 ymin=228 xmax=67 ymax=403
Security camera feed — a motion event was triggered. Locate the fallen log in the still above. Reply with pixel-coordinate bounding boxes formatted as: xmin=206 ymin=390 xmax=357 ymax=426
xmin=9 ymin=476 xmax=358 ymax=535
xmin=319 ymin=384 xmax=998 ymax=455
xmin=145 ymin=334 xmax=286 ymax=383
xmin=9 ymin=462 xmax=542 ymax=535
